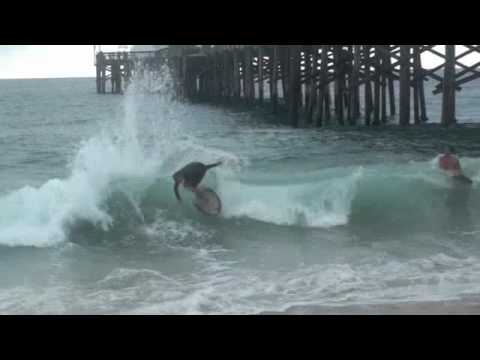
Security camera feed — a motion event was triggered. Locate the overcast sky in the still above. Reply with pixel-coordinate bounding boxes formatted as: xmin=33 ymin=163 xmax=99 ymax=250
xmin=0 ymin=45 xmax=125 ymax=79
xmin=0 ymin=45 xmax=477 ymax=80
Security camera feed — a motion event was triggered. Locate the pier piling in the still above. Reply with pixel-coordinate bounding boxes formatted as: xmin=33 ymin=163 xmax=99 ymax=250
xmin=94 ymin=45 xmax=480 ymax=128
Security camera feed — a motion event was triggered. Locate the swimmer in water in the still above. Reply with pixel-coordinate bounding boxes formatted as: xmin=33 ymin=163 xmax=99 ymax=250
xmin=439 ymin=146 xmax=473 ymax=228
xmin=439 ymin=146 xmax=462 ymax=177
xmin=438 ymin=146 xmax=472 ymax=185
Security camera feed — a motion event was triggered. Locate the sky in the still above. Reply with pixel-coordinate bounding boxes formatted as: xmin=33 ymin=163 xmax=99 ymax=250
xmin=0 ymin=45 xmax=477 ymax=80
xmin=0 ymin=45 xmax=126 ymax=79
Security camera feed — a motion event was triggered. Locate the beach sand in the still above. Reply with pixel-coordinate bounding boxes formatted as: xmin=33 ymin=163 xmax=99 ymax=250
xmin=260 ymin=296 xmax=480 ymax=315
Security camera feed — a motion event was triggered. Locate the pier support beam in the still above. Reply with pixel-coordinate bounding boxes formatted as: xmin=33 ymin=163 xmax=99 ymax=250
xmin=258 ymin=47 xmax=264 ymax=105
xmin=399 ymin=46 xmax=411 ymax=126
xmin=441 ymin=45 xmax=456 ymax=127
xmin=92 ymin=46 xmax=480 ymax=131
xmin=244 ymin=47 xmax=254 ymax=105
xmin=413 ymin=46 xmax=421 ymax=124
xmin=373 ymin=46 xmax=381 ymax=126
xmin=288 ymin=45 xmax=301 ymax=127
xmin=316 ymin=45 xmax=329 ymax=127
xmin=233 ymin=49 xmax=241 ymax=102
xmin=96 ymin=54 xmax=102 ymax=94
xmin=280 ymin=46 xmax=289 ymax=105
xmin=351 ymin=45 xmax=361 ymax=123
xmin=387 ymin=48 xmax=396 ymax=117
xmin=364 ymin=46 xmax=373 ymax=126
xmin=271 ymin=46 xmax=279 ymax=113
xmin=333 ymin=46 xmax=345 ymax=125
xmin=306 ymin=47 xmax=318 ymax=125
xmin=95 ymin=52 xmax=106 ymax=94
xmin=379 ymin=45 xmax=388 ymax=124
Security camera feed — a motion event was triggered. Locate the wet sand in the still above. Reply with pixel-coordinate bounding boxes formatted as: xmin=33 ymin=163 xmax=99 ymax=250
xmin=260 ymin=296 xmax=480 ymax=315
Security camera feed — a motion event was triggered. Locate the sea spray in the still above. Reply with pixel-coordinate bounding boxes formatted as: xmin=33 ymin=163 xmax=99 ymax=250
xmin=0 ymin=64 xmax=244 ymax=247
xmin=0 ymin=65 xmax=178 ymax=247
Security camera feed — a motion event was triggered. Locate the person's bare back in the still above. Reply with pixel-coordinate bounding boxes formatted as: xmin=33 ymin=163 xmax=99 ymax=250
xmin=439 ymin=153 xmax=462 ymax=177
xmin=439 ymin=146 xmax=463 ymax=177
xmin=438 ymin=146 xmax=472 ymax=186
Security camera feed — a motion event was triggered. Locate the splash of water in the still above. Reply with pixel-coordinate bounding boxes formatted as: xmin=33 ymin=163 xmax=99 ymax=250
xmin=0 ymin=64 xmax=183 ymax=247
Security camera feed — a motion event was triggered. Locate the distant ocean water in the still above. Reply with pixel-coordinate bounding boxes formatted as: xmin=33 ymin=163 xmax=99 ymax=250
xmin=1 ymin=74 xmax=480 ymax=314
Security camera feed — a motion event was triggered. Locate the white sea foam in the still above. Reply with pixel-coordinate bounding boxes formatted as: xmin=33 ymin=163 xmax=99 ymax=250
xmin=217 ymin=168 xmax=364 ymax=228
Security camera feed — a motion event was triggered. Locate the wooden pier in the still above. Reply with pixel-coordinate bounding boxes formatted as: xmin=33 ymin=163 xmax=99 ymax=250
xmin=96 ymin=45 xmax=480 ymax=127
xmin=95 ymin=49 xmax=169 ymax=94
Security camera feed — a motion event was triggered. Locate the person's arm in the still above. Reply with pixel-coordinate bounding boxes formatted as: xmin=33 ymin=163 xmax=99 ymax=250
xmin=439 ymin=155 xmax=463 ymax=176
xmin=454 ymin=156 xmax=462 ymax=170
xmin=173 ymin=172 xmax=183 ymax=202
xmin=452 ymin=157 xmax=463 ymax=176
xmin=174 ymin=181 xmax=182 ymax=201
xmin=438 ymin=155 xmax=445 ymax=170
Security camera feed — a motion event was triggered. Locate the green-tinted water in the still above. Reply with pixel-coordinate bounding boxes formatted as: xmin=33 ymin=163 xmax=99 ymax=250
xmin=0 ymin=76 xmax=480 ymax=314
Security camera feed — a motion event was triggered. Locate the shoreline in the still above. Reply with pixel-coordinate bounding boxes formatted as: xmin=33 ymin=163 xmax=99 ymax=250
xmin=260 ymin=296 xmax=480 ymax=315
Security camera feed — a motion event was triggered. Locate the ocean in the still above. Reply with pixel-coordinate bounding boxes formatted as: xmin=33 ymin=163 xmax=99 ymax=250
xmin=1 ymin=70 xmax=480 ymax=314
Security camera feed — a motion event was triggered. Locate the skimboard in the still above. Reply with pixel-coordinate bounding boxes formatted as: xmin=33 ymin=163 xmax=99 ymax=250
xmin=193 ymin=186 xmax=222 ymax=216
